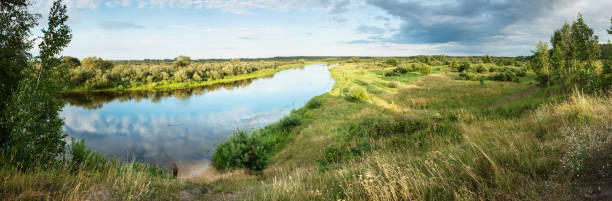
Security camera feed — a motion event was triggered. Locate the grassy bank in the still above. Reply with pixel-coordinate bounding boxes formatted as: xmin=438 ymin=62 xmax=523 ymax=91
xmin=200 ymin=62 xmax=611 ymax=200
xmin=66 ymin=63 xmax=313 ymax=92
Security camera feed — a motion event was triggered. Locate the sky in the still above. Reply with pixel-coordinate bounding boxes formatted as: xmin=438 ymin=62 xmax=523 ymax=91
xmin=33 ymin=0 xmax=612 ymax=60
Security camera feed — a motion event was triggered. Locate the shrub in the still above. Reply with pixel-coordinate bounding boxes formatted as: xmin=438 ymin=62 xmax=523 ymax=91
xmin=459 ymin=72 xmax=478 ymax=81
xmin=476 ymin=64 xmax=488 ymax=73
xmin=173 ymin=55 xmax=191 ymax=67
xmin=419 ymin=64 xmax=432 ymax=75
xmin=489 ymin=70 xmax=520 ymax=82
xmin=212 ymin=129 xmax=269 ymax=174
xmin=69 ymin=138 xmax=108 ymax=171
xmin=305 ymin=97 xmax=323 ymax=109
xmin=278 ymin=111 xmax=301 ymax=130
xmin=347 ymin=86 xmax=371 ymax=101
xmin=384 ymin=58 xmax=399 ymax=67
xmin=489 ymin=65 xmax=502 ymax=72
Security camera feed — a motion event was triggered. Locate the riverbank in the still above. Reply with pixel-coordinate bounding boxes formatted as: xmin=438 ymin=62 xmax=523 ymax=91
xmin=197 ymin=62 xmax=611 ymax=200
xmin=65 ymin=63 xmax=314 ymax=93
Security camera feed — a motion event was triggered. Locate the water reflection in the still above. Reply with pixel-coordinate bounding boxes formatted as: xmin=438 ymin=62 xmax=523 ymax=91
xmin=60 ymin=64 xmax=334 ymax=177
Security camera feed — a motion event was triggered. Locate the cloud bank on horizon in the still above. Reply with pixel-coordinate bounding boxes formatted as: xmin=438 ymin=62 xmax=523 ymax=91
xmin=35 ymin=0 xmax=612 ymax=59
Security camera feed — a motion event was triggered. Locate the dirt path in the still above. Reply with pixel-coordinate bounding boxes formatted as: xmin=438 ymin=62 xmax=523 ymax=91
xmin=496 ymin=86 xmax=540 ymax=107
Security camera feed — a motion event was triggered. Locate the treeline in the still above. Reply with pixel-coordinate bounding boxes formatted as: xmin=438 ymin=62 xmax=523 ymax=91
xmin=377 ymin=54 xmax=527 ymax=83
xmin=64 ymin=56 xmax=301 ymax=90
xmin=531 ymin=14 xmax=612 ymax=94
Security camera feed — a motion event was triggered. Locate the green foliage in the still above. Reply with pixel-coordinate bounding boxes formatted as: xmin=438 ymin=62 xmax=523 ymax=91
xmin=212 ymin=129 xmax=269 ymax=174
xmin=1 ymin=0 xmax=71 ymax=169
xmin=384 ymin=57 xmax=399 ymax=67
xmin=68 ymin=59 xmax=291 ymax=90
xmin=483 ymin=54 xmax=493 ymax=63
xmin=305 ymin=97 xmax=323 ymax=109
xmin=570 ymin=13 xmax=600 ymax=64
xmin=497 ymin=57 xmax=505 ymax=66
xmin=459 ymin=57 xmax=472 ymax=72
xmin=279 ymin=110 xmax=302 ymax=130
xmin=531 ymin=41 xmax=551 ymax=86
xmin=173 ymin=55 xmax=191 ymax=67
xmin=213 ymin=109 xmax=307 ymax=174
xmin=69 ymin=138 xmax=107 ymax=171
xmin=536 ymin=13 xmax=607 ymax=93
xmin=419 ymin=64 xmax=432 ymax=75
xmin=81 ymin=56 xmax=113 ymax=70
xmin=0 ymin=0 xmax=40 ymax=147
xmin=450 ymin=59 xmax=459 ymax=70
xmin=475 ymin=64 xmax=488 ymax=73
xmin=347 ymin=86 xmax=371 ymax=101
xmin=608 ymin=17 xmax=612 ymax=34
xmin=459 ymin=72 xmax=478 ymax=81
xmin=489 ymin=70 xmax=520 ymax=83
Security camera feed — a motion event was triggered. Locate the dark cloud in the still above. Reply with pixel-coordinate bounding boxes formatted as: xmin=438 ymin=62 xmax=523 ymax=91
xmin=366 ymin=0 xmax=573 ymax=44
xmin=98 ymin=21 xmax=144 ymax=30
xmin=319 ymin=0 xmax=354 ymax=13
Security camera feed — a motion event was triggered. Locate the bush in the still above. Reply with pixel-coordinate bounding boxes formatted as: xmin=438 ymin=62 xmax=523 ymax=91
xmin=419 ymin=64 xmax=432 ymax=75
xmin=476 ymin=64 xmax=488 ymax=73
xmin=278 ymin=111 xmax=301 ymax=130
xmin=347 ymin=86 xmax=371 ymax=101
xmin=173 ymin=55 xmax=191 ymax=67
xmin=459 ymin=60 xmax=471 ymax=72
xmin=69 ymin=138 xmax=108 ymax=171
xmin=489 ymin=65 xmax=502 ymax=72
xmin=489 ymin=70 xmax=520 ymax=83
xmin=384 ymin=58 xmax=399 ymax=67
xmin=305 ymin=97 xmax=323 ymax=109
xmin=459 ymin=72 xmax=478 ymax=81
xmin=212 ymin=129 xmax=269 ymax=174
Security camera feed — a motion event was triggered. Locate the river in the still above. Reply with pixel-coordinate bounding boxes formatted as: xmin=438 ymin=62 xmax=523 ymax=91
xmin=59 ymin=64 xmax=334 ymax=177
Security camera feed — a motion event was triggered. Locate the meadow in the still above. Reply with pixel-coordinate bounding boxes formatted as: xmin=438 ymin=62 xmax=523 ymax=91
xmin=2 ymin=2 xmax=611 ymax=199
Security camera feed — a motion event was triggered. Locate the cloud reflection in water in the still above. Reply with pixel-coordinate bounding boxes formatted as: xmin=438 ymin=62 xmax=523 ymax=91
xmin=60 ymin=64 xmax=334 ymax=171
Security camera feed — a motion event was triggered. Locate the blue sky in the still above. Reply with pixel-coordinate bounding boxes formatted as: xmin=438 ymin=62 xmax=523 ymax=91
xmin=33 ymin=0 xmax=612 ymax=59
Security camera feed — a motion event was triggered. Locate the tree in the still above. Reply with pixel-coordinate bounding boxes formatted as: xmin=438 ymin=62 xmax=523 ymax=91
xmin=459 ymin=56 xmax=471 ymax=72
xmin=608 ymin=17 xmax=612 ymax=35
xmin=497 ymin=57 xmax=505 ymax=66
xmin=81 ymin=56 xmax=112 ymax=70
xmin=439 ymin=54 xmax=446 ymax=63
xmin=551 ymin=23 xmax=573 ymax=75
xmin=384 ymin=57 xmax=399 ymax=67
xmin=174 ymin=55 xmax=191 ymax=67
xmin=450 ymin=59 xmax=458 ymax=70
xmin=2 ymin=0 xmax=72 ymax=168
xmin=570 ymin=13 xmax=600 ymax=68
xmin=0 ymin=0 xmax=40 ymax=146
xmin=550 ymin=44 xmax=566 ymax=80
xmin=483 ymin=54 xmax=492 ymax=63
xmin=531 ymin=41 xmax=551 ymax=86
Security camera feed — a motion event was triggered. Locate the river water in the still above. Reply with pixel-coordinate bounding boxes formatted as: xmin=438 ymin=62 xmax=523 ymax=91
xmin=60 ymin=64 xmax=334 ymax=177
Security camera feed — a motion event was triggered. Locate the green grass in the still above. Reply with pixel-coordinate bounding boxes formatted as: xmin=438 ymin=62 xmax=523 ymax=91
xmin=5 ymin=60 xmax=609 ymax=200
xmin=199 ymin=62 xmax=611 ymax=201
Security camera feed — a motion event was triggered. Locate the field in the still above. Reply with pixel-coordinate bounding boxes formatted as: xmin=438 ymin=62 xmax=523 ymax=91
xmin=192 ymin=60 xmax=610 ymax=200
xmin=3 ymin=58 xmax=611 ymax=200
